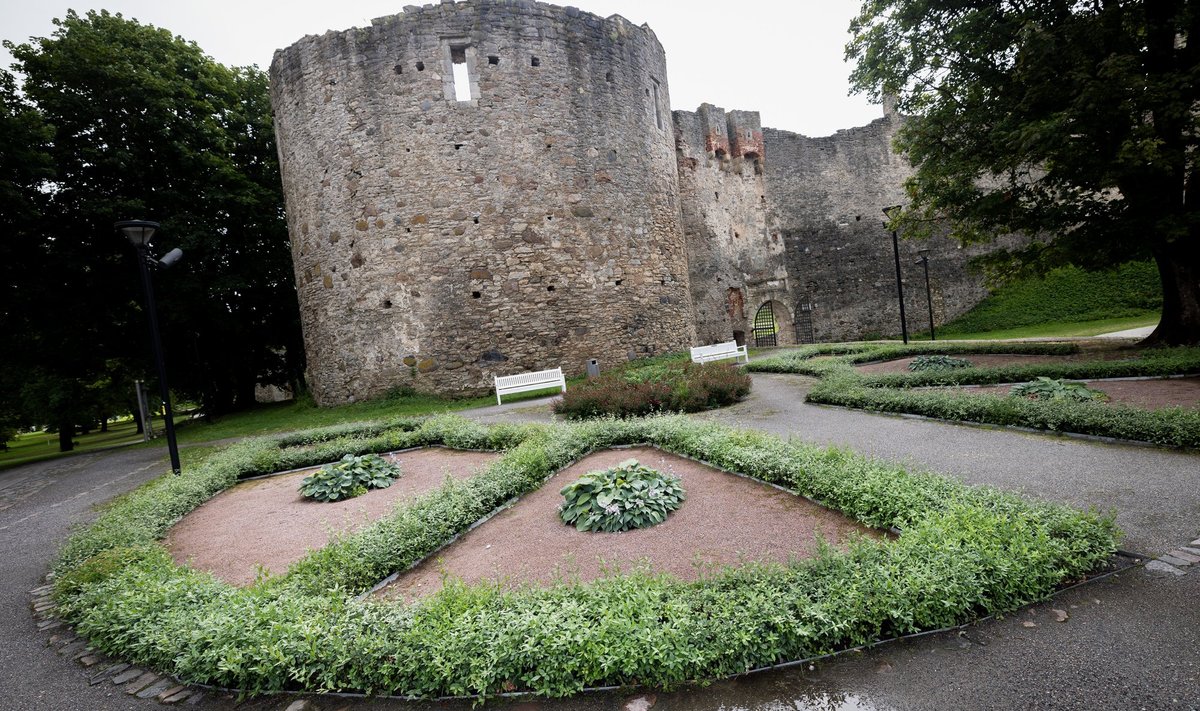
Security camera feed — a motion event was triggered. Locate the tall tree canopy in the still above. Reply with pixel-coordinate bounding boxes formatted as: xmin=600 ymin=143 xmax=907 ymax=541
xmin=0 ymin=10 xmax=303 ymax=448
xmin=848 ymin=0 xmax=1200 ymax=344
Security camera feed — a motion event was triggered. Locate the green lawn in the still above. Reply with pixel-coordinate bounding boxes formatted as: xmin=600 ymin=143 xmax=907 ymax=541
xmin=0 ymin=416 xmax=173 ymax=471
xmin=936 ymin=313 xmax=1159 ymax=341
xmin=167 ymin=392 xmax=494 ymax=445
xmin=0 ymin=383 xmax=576 ymax=473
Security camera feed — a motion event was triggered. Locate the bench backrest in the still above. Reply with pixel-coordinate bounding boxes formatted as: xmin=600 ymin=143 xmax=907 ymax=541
xmin=494 ymin=367 xmax=566 ymax=404
xmin=495 ymin=368 xmax=563 ymax=390
xmin=691 ymin=342 xmax=737 ymax=358
xmin=690 ymin=341 xmax=747 ymax=364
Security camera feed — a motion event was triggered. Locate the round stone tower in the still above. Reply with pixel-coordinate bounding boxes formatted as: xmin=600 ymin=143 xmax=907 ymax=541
xmin=270 ymin=0 xmax=695 ymax=405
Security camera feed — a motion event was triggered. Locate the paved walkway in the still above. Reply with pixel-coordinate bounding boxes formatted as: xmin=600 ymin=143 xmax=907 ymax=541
xmin=6 ymin=374 xmax=1200 ymax=710
xmin=1095 ymin=325 xmax=1156 ymax=339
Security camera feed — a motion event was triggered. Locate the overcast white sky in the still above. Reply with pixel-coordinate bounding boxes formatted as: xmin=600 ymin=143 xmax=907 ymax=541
xmin=0 ymin=0 xmax=880 ymax=136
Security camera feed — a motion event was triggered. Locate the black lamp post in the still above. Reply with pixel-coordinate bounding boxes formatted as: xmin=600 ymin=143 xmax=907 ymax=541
xmin=117 ymin=220 xmax=183 ymax=475
xmin=915 ymin=248 xmax=935 ymax=341
xmin=882 ymin=205 xmax=908 ymax=344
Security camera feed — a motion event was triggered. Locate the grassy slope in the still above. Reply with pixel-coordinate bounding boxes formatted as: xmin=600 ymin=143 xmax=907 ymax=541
xmin=937 ymin=261 xmax=1161 ymax=338
xmin=936 ymin=314 xmax=1159 ymax=341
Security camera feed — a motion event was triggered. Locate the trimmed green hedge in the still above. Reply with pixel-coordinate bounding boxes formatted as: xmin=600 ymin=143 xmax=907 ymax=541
xmin=750 ymin=343 xmax=1200 ymax=448
xmin=53 ymin=415 xmax=1117 ymax=699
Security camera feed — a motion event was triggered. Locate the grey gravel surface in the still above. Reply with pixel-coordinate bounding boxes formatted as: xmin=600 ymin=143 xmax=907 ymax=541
xmin=6 ymin=373 xmax=1200 ymax=710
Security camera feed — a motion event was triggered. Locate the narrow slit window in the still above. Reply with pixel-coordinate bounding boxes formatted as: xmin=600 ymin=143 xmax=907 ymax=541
xmin=651 ymin=79 xmax=663 ymax=130
xmin=451 ymin=47 xmax=471 ymax=102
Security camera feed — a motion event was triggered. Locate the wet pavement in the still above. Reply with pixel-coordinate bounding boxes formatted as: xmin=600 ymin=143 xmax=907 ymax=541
xmin=6 ymin=372 xmax=1200 ymax=710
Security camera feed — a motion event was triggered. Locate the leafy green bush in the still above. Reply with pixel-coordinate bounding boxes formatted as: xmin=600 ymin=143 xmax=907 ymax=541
xmin=50 ymin=415 xmax=1118 ymax=699
xmin=909 ymin=355 xmax=973 ymax=372
xmin=554 ymin=361 xmax=751 ymax=418
xmin=559 ymin=458 xmax=685 ymax=532
xmin=298 ymin=453 xmax=401 ymax=502
xmin=1011 ymin=377 xmax=1108 ymax=403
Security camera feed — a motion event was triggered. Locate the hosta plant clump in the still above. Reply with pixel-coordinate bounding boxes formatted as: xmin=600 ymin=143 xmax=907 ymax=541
xmin=1010 ymin=377 xmax=1108 ymax=403
xmin=299 ymin=453 xmax=401 ymax=502
xmin=559 ymin=458 xmax=685 ymax=532
xmin=909 ymin=355 xmax=973 ymax=372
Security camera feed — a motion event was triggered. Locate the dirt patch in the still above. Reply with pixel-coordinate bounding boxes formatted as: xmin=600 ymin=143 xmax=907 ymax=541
xmin=167 ymin=448 xmax=500 ymax=586
xmin=962 ymin=377 xmax=1200 ymax=410
xmin=376 ymin=447 xmax=881 ymax=601
xmin=856 ymin=350 xmax=1137 ymax=375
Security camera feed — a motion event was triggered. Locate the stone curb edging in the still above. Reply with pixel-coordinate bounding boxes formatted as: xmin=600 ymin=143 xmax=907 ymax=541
xmin=1145 ymin=537 xmax=1200 ymax=576
xmin=30 ymin=575 xmax=209 ymax=707
xmin=31 ymin=552 xmax=1144 ymax=710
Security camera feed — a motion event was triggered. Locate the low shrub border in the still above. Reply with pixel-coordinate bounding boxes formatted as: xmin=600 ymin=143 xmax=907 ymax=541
xmin=52 ymin=415 xmax=1117 ymax=699
xmin=553 ymin=361 xmax=752 ymax=418
xmin=750 ymin=344 xmax=1200 ymax=448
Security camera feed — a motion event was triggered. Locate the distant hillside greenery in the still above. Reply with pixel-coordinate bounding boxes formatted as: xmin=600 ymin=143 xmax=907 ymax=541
xmin=940 ymin=262 xmax=1161 ymax=335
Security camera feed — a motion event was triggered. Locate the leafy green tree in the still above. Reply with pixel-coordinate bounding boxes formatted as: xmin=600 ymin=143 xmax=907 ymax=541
xmin=848 ymin=0 xmax=1200 ymax=344
xmin=3 ymin=10 xmax=302 ymax=438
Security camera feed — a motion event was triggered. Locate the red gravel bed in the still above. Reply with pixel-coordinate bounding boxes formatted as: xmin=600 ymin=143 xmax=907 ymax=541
xmin=960 ymin=377 xmax=1200 ymax=410
xmin=166 ymin=448 xmax=500 ymax=586
xmin=376 ymin=447 xmax=882 ymax=601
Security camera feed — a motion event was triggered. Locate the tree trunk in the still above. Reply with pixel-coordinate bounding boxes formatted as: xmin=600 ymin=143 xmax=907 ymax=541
xmin=100 ymin=418 xmax=108 ymax=433
xmin=1143 ymin=236 xmax=1200 ymax=346
xmin=130 ymin=402 xmax=144 ymax=434
xmin=57 ymin=421 xmax=74 ymax=452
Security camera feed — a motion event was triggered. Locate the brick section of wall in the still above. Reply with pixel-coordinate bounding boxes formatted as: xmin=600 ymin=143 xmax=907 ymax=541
xmin=271 ymin=0 xmax=695 ymax=405
xmin=674 ymin=105 xmax=794 ymax=347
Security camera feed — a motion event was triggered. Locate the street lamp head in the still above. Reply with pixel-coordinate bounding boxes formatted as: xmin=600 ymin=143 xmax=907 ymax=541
xmin=115 ymin=220 xmax=160 ymax=247
xmin=882 ymin=205 xmax=903 ymax=220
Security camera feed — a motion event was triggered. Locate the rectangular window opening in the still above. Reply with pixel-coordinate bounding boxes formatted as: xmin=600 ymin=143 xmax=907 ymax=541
xmin=451 ymin=46 xmax=472 ymax=102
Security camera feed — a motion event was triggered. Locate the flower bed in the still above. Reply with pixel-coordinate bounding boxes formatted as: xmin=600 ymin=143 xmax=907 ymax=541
xmin=51 ymin=415 xmax=1117 ymax=699
xmin=750 ymin=343 xmax=1200 ymax=448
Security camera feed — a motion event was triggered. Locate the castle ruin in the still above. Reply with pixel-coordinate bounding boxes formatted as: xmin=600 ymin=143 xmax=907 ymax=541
xmin=270 ymin=0 xmax=997 ymax=405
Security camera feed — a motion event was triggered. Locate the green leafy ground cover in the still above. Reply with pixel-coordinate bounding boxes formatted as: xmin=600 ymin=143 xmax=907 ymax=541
xmin=558 ymin=459 xmax=686 ymax=532
xmin=53 ymin=415 xmax=1116 ymax=699
xmin=298 ymin=453 xmax=400 ymax=502
xmin=750 ymin=343 xmax=1200 ymax=448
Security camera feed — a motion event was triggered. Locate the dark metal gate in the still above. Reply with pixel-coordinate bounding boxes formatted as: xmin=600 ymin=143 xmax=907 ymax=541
xmin=795 ymin=302 xmax=815 ymax=344
xmin=752 ymin=302 xmax=777 ymax=347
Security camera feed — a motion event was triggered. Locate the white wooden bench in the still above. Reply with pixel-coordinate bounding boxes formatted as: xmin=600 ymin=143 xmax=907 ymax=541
xmin=690 ymin=341 xmax=749 ymax=365
xmin=494 ymin=367 xmax=567 ymax=405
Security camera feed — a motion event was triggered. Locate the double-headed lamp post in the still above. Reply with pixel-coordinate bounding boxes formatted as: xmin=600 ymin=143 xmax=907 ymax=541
xmin=882 ymin=205 xmax=909 ymax=344
xmin=915 ymin=248 xmax=936 ymax=341
xmin=117 ymin=220 xmax=183 ymax=476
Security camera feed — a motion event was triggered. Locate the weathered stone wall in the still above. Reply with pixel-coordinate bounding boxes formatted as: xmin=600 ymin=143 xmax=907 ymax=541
xmin=674 ymin=104 xmax=794 ymax=346
xmin=761 ymin=113 xmax=999 ymax=341
xmin=271 ymin=0 xmax=694 ymax=404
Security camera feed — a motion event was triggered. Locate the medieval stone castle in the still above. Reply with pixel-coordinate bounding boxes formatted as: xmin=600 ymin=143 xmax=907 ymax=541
xmin=270 ymin=0 xmax=996 ymax=405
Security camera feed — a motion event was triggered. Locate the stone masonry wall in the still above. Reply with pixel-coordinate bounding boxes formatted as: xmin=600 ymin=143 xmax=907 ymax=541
xmin=271 ymin=0 xmax=694 ymax=405
xmin=762 ymin=113 xmax=998 ymax=341
xmin=674 ymin=105 xmax=794 ymax=346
